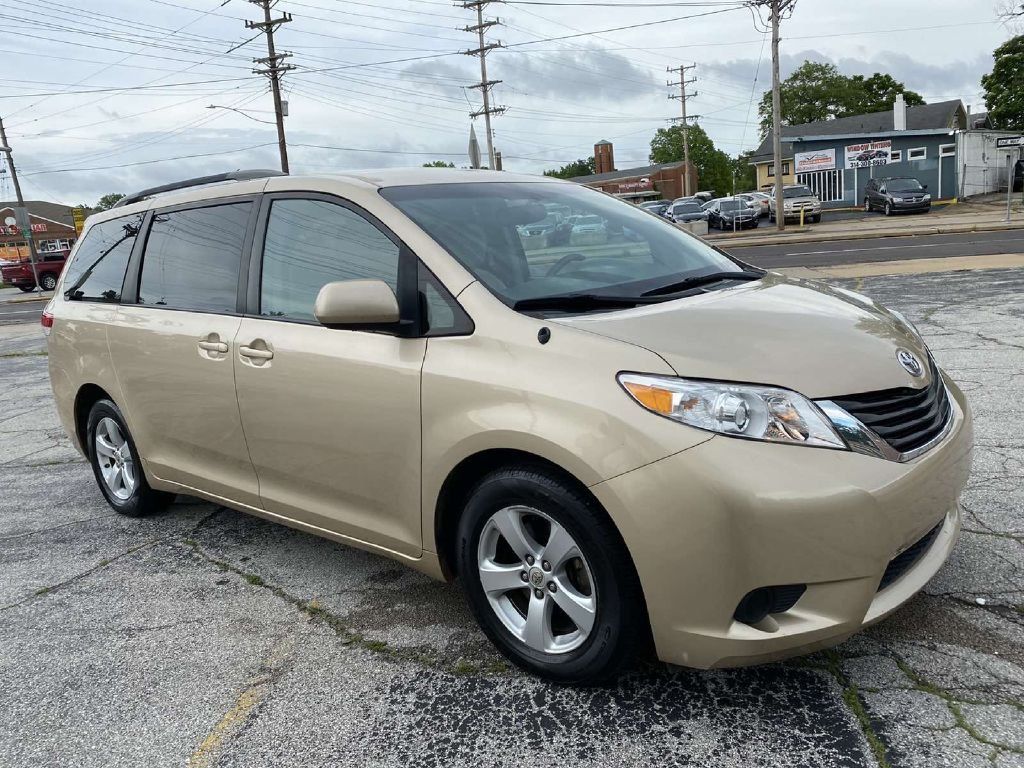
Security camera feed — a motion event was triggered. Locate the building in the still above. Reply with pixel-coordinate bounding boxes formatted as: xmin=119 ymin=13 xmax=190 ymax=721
xmin=0 ymin=201 xmax=84 ymax=262
xmin=571 ymin=141 xmax=697 ymax=202
xmin=749 ymin=98 xmax=968 ymax=208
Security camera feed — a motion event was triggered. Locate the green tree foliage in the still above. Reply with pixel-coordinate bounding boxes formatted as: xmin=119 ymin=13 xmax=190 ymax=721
xmin=732 ymin=151 xmax=758 ymax=192
xmin=757 ymin=61 xmax=925 ymax=134
xmin=649 ymin=123 xmax=733 ymax=196
xmin=543 ymin=157 xmax=596 ymax=179
xmin=422 ymin=160 xmax=455 ymax=168
xmin=94 ymin=193 xmax=125 ymax=211
xmin=982 ymin=35 xmax=1024 ymax=130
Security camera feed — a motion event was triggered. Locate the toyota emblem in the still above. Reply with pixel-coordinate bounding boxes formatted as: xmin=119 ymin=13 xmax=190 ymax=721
xmin=896 ymin=349 xmax=924 ymax=377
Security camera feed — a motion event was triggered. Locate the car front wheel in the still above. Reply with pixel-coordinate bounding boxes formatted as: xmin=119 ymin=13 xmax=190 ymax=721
xmin=864 ymin=198 xmax=871 ymax=212
xmin=456 ymin=467 xmax=646 ymax=684
xmin=87 ymin=399 xmax=174 ymax=517
xmin=884 ymin=202 xmax=892 ymax=216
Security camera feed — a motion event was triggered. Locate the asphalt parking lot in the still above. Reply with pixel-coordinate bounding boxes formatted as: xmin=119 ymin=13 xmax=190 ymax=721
xmin=1 ymin=269 xmax=1022 ymax=768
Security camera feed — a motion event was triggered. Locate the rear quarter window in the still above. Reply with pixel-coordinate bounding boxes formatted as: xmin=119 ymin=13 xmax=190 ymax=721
xmin=62 ymin=212 xmax=145 ymax=302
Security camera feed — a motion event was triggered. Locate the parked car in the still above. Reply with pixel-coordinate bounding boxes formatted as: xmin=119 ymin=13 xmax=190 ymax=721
xmin=46 ymin=168 xmax=971 ymax=684
xmin=0 ymin=251 xmax=70 ymax=292
xmin=864 ymin=177 xmax=931 ymax=216
xmin=639 ymin=200 xmax=671 ymax=218
xmin=705 ymin=198 xmax=760 ymax=230
xmin=768 ymin=185 xmax=822 ymax=223
xmin=745 ymin=191 xmax=772 ymax=216
xmin=734 ymin=193 xmax=762 ymax=214
xmin=1015 ymin=160 xmax=1023 ymax=193
xmin=668 ymin=201 xmax=708 ymax=223
xmin=568 ymin=214 xmax=608 ymax=246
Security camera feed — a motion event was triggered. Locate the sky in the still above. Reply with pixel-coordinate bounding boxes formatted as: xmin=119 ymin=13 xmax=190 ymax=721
xmin=0 ymin=0 xmax=1014 ymax=207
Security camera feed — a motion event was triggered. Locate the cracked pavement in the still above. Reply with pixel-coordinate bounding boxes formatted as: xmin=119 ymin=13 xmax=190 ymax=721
xmin=0 ymin=269 xmax=1021 ymax=767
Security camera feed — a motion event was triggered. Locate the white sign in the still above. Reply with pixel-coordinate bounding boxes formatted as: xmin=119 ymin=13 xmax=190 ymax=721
xmin=996 ymin=135 xmax=1024 ymax=148
xmin=845 ymin=140 xmax=892 ymax=169
xmin=794 ymin=149 xmax=836 ymax=173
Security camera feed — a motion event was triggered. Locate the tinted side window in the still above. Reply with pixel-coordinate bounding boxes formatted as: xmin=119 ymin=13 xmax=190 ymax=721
xmin=260 ymin=198 xmax=399 ymax=322
xmin=138 ymin=203 xmax=251 ymax=312
xmin=62 ymin=212 xmax=144 ymax=302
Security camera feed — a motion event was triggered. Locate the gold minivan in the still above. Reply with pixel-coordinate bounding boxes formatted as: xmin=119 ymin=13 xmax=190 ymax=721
xmin=45 ymin=169 xmax=972 ymax=683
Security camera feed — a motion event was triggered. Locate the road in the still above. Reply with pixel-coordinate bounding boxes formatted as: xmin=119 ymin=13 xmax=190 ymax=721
xmin=0 ymin=288 xmax=48 ymax=326
xmin=728 ymin=228 xmax=1024 ymax=269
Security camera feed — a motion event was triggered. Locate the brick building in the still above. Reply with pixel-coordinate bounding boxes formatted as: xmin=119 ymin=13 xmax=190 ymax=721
xmin=571 ymin=141 xmax=697 ymax=202
xmin=0 ymin=201 xmax=84 ymax=262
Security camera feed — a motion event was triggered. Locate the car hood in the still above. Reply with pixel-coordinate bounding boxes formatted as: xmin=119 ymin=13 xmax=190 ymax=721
xmin=552 ymin=272 xmax=929 ymax=398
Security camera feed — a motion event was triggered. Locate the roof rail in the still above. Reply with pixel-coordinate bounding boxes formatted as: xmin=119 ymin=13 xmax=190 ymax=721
xmin=113 ymin=169 xmax=286 ymax=209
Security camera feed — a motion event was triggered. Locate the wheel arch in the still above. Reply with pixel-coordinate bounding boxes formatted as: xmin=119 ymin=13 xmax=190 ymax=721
xmin=432 ymin=448 xmax=633 ymax=586
xmin=74 ymin=383 xmax=114 ymax=450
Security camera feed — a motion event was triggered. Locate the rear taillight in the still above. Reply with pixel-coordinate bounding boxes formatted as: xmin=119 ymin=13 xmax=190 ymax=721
xmin=41 ymin=306 xmax=54 ymax=336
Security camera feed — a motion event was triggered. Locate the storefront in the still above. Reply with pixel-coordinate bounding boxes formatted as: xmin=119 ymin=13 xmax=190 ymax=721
xmin=0 ymin=202 xmax=81 ymax=262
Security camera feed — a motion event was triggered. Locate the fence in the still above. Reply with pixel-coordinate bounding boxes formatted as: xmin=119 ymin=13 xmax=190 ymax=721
xmin=796 ymin=169 xmax=846 ymax=202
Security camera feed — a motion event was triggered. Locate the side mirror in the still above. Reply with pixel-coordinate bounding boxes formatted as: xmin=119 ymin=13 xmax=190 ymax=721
xmin=314 ymin=279 xmax=400 ymax=329
xmin=922 ymin=184 xmax=928 ymax=190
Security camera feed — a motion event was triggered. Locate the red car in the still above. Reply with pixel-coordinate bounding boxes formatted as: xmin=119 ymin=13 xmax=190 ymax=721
xmin=0 ymin=251 xmax=69 ymax=292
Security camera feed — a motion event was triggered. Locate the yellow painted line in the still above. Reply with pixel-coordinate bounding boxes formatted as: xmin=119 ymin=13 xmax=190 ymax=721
xmin=187 ymin=630 xmax=297 ymax=767
xmin=776 ymin=252 xmax=1024 ymax=279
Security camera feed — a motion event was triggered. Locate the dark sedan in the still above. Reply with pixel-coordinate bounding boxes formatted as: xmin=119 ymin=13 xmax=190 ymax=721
xmin=863 ymin=177 xmax=931 ymax=215
xmin=705 ymin=198 xmax=759 ymax=230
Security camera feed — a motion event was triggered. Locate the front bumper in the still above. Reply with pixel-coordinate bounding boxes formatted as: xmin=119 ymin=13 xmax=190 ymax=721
xmin=591 ymin=377 xmax=972 ymax=669
xmin=891 ymin=200 xmax=931 ymax=213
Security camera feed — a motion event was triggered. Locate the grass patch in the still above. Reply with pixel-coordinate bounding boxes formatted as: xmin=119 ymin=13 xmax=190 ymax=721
xmin=0 ymin=350 xmax=48 ymax=358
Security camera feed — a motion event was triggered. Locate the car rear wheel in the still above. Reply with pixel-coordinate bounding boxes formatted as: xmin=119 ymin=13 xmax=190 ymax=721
xmin=87 ymin=399 xmax=174 ymax=517
xmin=39 ymin=273 xmax=57 ymax=291
xmin=456 ymin=466 xmax=646 ymax=684
xmin=18 ymin=286 xmax=35 ymax=293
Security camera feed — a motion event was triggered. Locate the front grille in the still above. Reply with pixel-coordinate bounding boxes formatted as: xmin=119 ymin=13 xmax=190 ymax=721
xmin=830 ymin=361 xmax=951 ymax=455
xmin=878 ymin=522 xmax=942 ymax=591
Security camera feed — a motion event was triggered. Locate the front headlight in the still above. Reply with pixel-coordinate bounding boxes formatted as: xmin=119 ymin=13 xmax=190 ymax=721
xmin=892 ymin=196 xmax=905 ymax=202
xmin=923 ymin=194 xmax=931 ymax=201
xmin=618 ymin=373 xmax=846 ymax=448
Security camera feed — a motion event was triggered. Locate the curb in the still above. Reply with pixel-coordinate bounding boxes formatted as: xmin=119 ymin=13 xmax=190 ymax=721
xmin=6 ymin=292 xmax=53 ymax=304
xmin=706 ymin=220 xmax=1024 ymax=248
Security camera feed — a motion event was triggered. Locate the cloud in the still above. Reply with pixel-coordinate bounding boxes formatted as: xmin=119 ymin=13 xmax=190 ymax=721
xmin=703 ymin=48 xmax=992 ymax=103
xmin=403 ymin=46 xmax=660 ymax=103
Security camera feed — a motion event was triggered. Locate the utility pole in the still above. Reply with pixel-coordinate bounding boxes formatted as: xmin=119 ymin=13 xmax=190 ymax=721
xmin=769 ymin=0 xmax=784 ymax=230
xmin=0 ymin=115 xmax=41 ymax=292
xmin=246 ymin=0 xmax=294 ymax=174
xmin=667 ymin=63 xmax=697 ymax=197
xmin=459 ymin=1 xmax=506 ymax=170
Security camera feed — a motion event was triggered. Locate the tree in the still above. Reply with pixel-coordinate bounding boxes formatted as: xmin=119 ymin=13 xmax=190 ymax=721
xmin=422 ymin=160 xmax=455 ymax=168
xmin=543 ymin=157 xmax=596 ymax=179
xmin=756 ymin=61 xmax=925 ymax=134
xmin=649 ymin=123 xmax=733 ymax=196
xmin=94 ymin=193 xmax=125 ymax=211
xmin=732 ymin=151 xmax=757 ymax=193
xmin=981 ymin=35 xmax=1024 ymax=130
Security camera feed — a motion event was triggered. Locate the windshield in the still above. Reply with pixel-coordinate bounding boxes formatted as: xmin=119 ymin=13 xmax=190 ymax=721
xmin=673 ymin=203 xmax=702 ymax=214
xmin=381 ymin=182 xmax=743 ymax=306
xmin=887 ymin=178 xmax=924 ymax=192
xmin=783 ymin=186 xmax=814 ymax=199
xmin=720 ymin=200 xmax=746 ymax=211
xmin=575 ymin=215 xmax=602 ymax=225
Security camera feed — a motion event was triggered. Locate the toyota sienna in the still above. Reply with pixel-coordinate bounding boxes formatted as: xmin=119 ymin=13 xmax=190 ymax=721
xmin=45 ymin=168 xmax=972 ymax=684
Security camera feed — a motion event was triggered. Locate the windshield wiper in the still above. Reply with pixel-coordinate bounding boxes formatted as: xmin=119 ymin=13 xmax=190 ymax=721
xmin=513 ymin=293 xmax=658 ymax=312
xmin=641 ymin=269 xmax=763 ymax=297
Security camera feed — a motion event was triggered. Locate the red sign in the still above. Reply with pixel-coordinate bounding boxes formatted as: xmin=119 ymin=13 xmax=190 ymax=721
xmin=0 ymin=223 xmax=47 ymax=236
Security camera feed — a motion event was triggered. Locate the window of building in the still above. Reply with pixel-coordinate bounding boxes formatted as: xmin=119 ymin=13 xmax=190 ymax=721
xmin=63 ymin=213 xmax=145 ymax=302
xmin=38 ymin=238 xmax=74 ymax=253
xmin=796 ymin=169 xmax=846 ymax=202
xmin=890 ymin=150 xmax=902 ymax=162
xmin=767 ymin=161 xmax=791 ymax=178
xmin=260 ymin=198 xmax=399 ymax=322
xmin=908 ymin=147 xmax=927 ymax=160
xmin=138 ymin=202 xmax=251 ymax=312
xmin=939 ymin=144 xmax=956 ymax=157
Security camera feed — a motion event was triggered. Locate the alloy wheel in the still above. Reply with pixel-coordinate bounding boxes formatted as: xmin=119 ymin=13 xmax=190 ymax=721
xmin=40 ymin=274 xmax=57 ymax=291
xmin=477 ymin=505 xmax=597 ymax=654
xmin=95 ymin=417 xmax=137 ymax=500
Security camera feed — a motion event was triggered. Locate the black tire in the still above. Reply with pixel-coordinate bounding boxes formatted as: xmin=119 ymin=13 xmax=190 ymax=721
xmin=884 ymin=202 xmax=892 ymax=216
xmin=864 ymin=198 xmax=871 ymax=212
xmin=39 ymin=273 xmax=58 ymax=291
xmin=455 ymin=466 xmax=647 ymax=685
xmin=811 ymin=214 xmax=820 ymax=223
xmin=86 ymin=399 xmax=173 ymax=517
xmin=18 ymin=286 xmax=35 ymax=293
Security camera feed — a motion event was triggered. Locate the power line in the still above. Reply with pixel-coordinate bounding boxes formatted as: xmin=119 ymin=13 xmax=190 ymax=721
xmin=459 ymin=1 xmax=507 ymax=170
xmin=246 ymin=0 xmax=294 ymax=174
xmin=668 ymin=63 xmax=697 ymax=196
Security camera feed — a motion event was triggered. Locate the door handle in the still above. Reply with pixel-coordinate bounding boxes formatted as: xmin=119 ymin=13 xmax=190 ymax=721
xmin=239 ymin=345 xmax=274 ymax=360
xmin=198 ymin=340 xmax=229 ymax=353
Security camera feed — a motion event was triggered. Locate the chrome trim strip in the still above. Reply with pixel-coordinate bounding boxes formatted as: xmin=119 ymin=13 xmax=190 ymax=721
xmin=816 ymin=384 xmax=955 ymax=463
